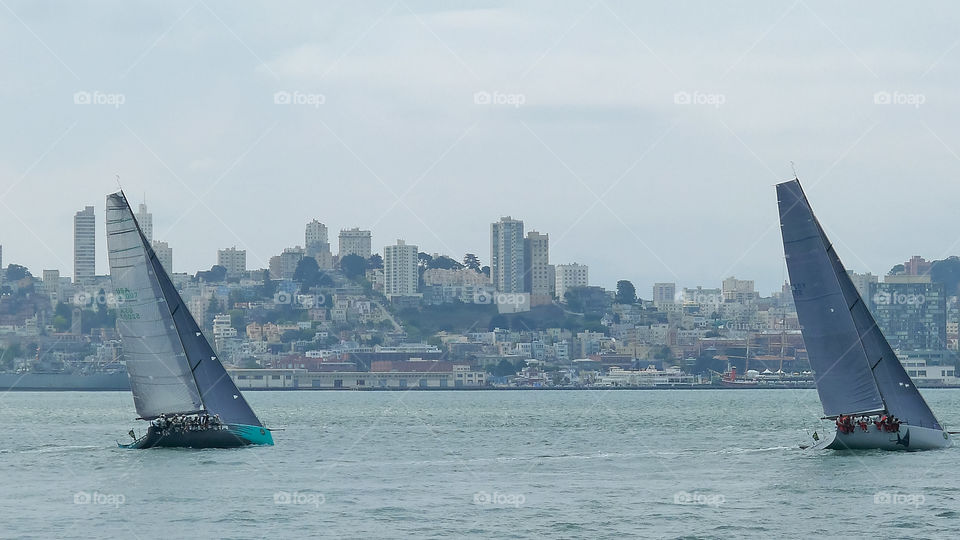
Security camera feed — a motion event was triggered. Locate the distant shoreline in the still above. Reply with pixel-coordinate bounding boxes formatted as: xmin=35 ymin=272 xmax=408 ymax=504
xmin=4 ymin=385 xmax=960 ymax=392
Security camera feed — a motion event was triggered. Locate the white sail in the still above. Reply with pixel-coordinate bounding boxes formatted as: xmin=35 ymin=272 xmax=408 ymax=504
xmin=106 ymin=193 xmax=203 ymax=419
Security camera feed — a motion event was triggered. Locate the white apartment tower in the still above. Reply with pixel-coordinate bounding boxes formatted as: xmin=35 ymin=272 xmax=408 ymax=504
xmin=555 ymin=263 xmax=589 ymax=302
xmin=217 ymin=247 xmax=246 ymax=278
xmin=523 ymin=231 xmax=551 ymax=306
xmin=491 ymin=216 xmax=524 ymax=294
xmin=306 ymin=220 xmax=333 ymax=269
xmin=135 ymin=203 xmax=153 ymax=243
xmin=383 ymin=239 xmax=418 ymax=298
xmin=338 ymin=228 xmax=372 ymax=259
xmin=74 ymin=206 xmax=96 ymax=284
xmin=152 ymin=241 xmax=173 ymax=274
xmin=652 ymin=283 xmax=676 ymax=305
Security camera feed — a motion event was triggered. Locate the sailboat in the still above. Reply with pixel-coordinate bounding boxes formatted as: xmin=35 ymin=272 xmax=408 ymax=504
xmin=777 ymin=179 xmax=950 ymax=450
xmin=106 ymin=192 xmax=274 ymax=449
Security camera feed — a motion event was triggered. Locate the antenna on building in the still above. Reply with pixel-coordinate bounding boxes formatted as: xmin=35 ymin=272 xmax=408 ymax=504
xmin=790 ymin=161 xmax=798 ymax=180
xmin=115 ymin=174 xmax=123 ymax=190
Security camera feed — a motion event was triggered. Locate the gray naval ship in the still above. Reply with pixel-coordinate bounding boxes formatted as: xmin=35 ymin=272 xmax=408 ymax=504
xmin=0 ymin=369 xmax=129 ymax=390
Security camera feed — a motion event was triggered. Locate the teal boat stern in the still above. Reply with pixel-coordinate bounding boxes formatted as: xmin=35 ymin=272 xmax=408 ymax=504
xmin=231 ymin=424 xmax=275 ymax=446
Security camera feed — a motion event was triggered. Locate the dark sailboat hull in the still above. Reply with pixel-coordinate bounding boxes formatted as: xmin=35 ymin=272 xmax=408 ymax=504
xmin=808 ymin=424 xmax=951 ymax=451
xmin=119 ymin=424 xmax=274 ymax=449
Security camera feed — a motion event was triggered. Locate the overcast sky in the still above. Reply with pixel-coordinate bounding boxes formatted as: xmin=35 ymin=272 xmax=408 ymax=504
xmin=2 ymin=1 xmax=960 ymax=296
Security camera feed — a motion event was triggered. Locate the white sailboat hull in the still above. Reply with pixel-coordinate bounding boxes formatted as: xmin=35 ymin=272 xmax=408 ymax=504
xmin=810 ymin=424 xmax=951 ymax=451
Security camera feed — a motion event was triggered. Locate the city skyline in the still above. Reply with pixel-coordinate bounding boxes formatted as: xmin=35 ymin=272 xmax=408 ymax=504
xmin=1 ymin=200 xmax=956 ymax=299
xmin=5 ymin=3 xmax=960 ymax=294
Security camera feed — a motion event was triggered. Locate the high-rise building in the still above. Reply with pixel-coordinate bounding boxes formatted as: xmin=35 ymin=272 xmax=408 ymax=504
xmin=73 ymin=206 xmax=96 ymax=284
xmin=847 ymin=270 xmax=878 ymax=300
xmin=217 ymin=247 xmax=246 ymax=278
xmin=305 ymin=219 xmax=328 ymax=249
xmin=384 ymin=239 xmax=419 ymax=299
xmin=652 ymin=283 xmax=676 ymax=305
xmin=555 ymin=263 xmax=589 ymax=302
xmin=491 ymin=216 xmax=524 ymax=293
xmin=338 ymin=228 xmax=372 ymax=259
xmin=0 ymin=243 xmax=3 ymax=283
xmin=306 ymin=220 xmax=333 ymax=269
xmin=135 ymin=203 xmax=153 ymax=243
xmin=722 ymin=276 xmax=757 ymax=303
xmin=40 ymin=269 xmax=60 ymax=301
xmin=269 ymin=247 xmax=304 ymax=280
xmin=902 ymin=255 xmax=932 ymax=276
xmin=152 ymin=241 xmax=173 ymax=274
xmin=523 ymin=231 xmax=551 ymax=305
xmin=869 ymin=277 xmax=946 ymax=357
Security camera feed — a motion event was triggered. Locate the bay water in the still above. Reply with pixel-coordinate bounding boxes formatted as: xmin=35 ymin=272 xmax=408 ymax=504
xmin=1 ymin=389 xmax=958 ymax=538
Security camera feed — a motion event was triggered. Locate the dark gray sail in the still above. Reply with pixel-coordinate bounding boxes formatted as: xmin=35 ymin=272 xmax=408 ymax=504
xmin=107 ymin=192 xmax=262 ymax=427
xmin=777 ymin=180 xmax=941 ymax=429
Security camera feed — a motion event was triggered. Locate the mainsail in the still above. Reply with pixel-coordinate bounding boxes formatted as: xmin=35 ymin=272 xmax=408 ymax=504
xmin=106 ymin=192 xmax=262 ymax=426
xmin=777 ymin=180 xmax=941 ymax=429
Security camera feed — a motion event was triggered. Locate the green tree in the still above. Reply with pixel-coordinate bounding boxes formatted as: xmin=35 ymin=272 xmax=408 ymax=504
xmin=463 ymin=253 xmax=481 ymax=272
xmin=294 ymin=257 xmax=320 ymax=286
xmin=52 ymin=315 xmax=70 ymax=332
xmin=5 ymin=264 xmax=31 ymax=281
xmin=488 ymin=314 xmax=508 ymax=331
xmin=259 ymin=270 xmax=278 ymax=299
xmin=489 ymin=358 xmax=519 ymax=377
xmin=417 ymin=252 xmax=433 ymax=270
xmin=428 ymin=256 xmax=463 ymax=270
xmin=888 ymin=264 xmax=905 ymax=275
xmin=931 ymin=256 xmax=960 ymax=295
xmin=615 ymin=280 xmax=637 ymax=304
xmin=367 ymin=254 xmax=383 ymax=269
xmin=228 ymin=309 xmax=246 ymax=333
xmin=196 ymin=265 xmax=227 ymax=282
xmin=340 ymin=254 xmax=367 ymax=279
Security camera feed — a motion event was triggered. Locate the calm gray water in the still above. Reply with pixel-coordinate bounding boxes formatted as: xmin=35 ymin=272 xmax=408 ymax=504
xmin=1 ymin=389 xmax=959 ymax=539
